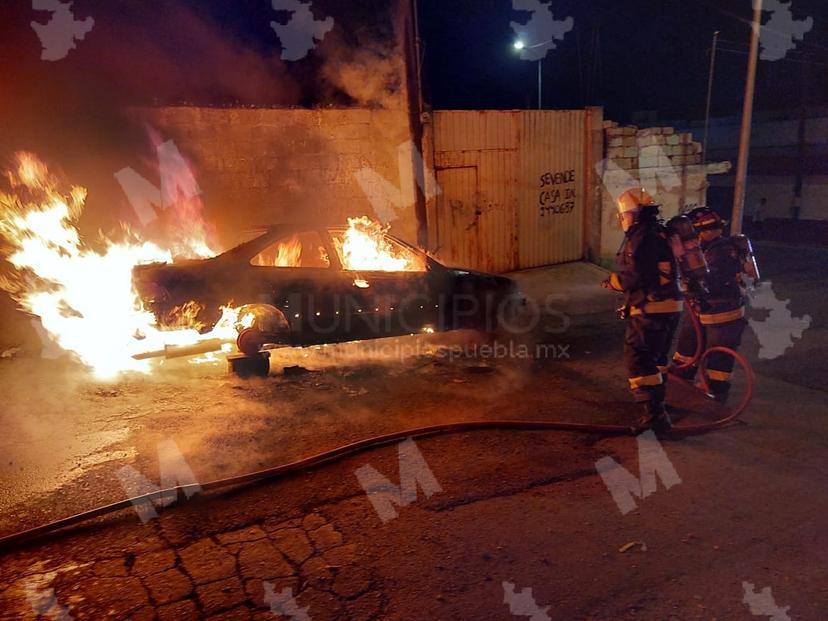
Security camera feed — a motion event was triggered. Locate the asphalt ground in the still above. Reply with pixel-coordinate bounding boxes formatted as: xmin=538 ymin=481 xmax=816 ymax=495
xmin=0 ymin=245 xmax=825 ymax=620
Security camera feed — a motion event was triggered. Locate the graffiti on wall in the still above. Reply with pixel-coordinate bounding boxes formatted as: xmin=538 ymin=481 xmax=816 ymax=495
xmin=539 ymin=169 xmax=576 ymax=217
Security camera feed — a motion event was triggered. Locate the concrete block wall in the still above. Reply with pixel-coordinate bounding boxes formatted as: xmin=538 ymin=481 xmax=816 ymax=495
xmin=597 ymin=121 xmax=731 ymax=265
xmin=133 ymin=106 xmax=420 ymax=248
xmin=602 ymin=122 xmax=703 ymax=171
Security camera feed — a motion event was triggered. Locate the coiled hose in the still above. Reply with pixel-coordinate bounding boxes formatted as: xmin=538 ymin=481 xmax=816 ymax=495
xmin=0 ymin=318 xmax=754 ymax=552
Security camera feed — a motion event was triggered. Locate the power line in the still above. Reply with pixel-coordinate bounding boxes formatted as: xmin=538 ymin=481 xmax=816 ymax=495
xmin=715 ymin=35 xmax=828 ymax=62
xmin=695 ymin=0 xmax=828 ymax=54
xmin=714 ymin=46 xmax=828 ymax=67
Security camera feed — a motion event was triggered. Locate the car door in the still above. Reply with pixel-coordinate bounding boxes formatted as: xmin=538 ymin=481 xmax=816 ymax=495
xmin=246 ymin=229 xmax=341 ymax=344
xmin=325 ymin=227 xmax=438 ymax=340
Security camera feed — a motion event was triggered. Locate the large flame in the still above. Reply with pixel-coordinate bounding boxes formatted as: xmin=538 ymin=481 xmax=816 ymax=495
xmin=0 ymin=153 xmax=238 ymax=378
xmin=336 ymin=216 xmax=424 ymax=272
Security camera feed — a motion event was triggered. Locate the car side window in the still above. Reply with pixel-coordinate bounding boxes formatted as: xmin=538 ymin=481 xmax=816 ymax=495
xmin=250 ymin=231 xmax=331 ymax=268
xmin=329 ymin=230 xmax=426 ymax=272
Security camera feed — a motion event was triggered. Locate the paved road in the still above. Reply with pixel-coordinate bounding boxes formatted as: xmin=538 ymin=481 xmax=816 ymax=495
xmin=0 ymin=247 xmax=825 ymax=620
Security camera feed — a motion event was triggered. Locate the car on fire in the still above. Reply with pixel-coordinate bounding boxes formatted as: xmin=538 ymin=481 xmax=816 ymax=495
xmin=132 ymin=219 xmax=520 ymax=355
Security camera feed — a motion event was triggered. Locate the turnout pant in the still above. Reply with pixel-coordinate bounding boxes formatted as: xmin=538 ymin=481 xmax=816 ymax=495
xmin=673 ymin=315 xmax=747 ymax=399
xmin=624 ymin=312 xmax=681 ymax=404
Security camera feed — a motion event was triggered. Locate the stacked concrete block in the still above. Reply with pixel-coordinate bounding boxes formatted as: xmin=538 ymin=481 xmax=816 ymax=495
xmin=603 ymin=122 xmax=705 ymax=170
xmin=604 ymin=126 xmax=639 ymax=169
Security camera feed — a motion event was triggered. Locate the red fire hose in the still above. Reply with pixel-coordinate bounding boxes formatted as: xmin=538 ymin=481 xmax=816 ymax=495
xmin=0 ymin=342 xmax=755 ymax=553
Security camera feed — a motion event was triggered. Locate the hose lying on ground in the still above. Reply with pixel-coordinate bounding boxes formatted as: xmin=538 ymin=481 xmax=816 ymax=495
xmin=0 ymin=346 xmax=754 ymax=553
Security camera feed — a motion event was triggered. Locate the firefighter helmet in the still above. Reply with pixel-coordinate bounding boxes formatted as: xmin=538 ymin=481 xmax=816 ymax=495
xmin=617 ymin=189 xmax=656 ymax=215
xmin=617 ymin=189 xmax=659 ymax=231
xmin=687 ymin=207 xmax=725 ymax=232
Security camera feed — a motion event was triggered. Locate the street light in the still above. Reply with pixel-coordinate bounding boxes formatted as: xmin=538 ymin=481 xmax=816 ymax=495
xmin=513 ymin=38 xmax=554 ymax=110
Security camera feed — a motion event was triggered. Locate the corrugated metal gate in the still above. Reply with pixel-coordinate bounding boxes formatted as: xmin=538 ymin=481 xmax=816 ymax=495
xmin=431 ymin=110 xmax=588 ymax=272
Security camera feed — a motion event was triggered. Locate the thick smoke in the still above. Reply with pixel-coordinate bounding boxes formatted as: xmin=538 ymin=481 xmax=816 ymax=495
xmin=320 ymin=33 xmax=406 ymax=109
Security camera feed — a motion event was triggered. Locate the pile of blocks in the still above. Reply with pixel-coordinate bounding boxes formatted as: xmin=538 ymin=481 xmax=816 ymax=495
xmin=602 ymin=122 xmax=704 ymax=170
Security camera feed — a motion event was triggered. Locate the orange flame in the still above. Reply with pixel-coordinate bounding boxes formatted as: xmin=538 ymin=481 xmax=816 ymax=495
xmin=335 ymin=216 xmax=424 ymax=272
xmin=0 ymin=153 xmax=236 ymax=378
xmin=253 ymin=235 xmax=302 ymax=267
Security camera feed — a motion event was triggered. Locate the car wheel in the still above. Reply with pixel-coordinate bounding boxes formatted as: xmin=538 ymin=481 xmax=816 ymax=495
xmin=237 ymin=328 xmax=270 ymax=356
xmin=234 ymin=305 xmax=292 ymax=355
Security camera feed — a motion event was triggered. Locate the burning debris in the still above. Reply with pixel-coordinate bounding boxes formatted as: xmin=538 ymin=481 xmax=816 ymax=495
xmin=0 ymin=153 xmax=245 ymax=377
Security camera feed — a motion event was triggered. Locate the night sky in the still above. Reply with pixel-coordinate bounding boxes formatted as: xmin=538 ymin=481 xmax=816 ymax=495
xmin=1 ymin=0 xmax=826 ymax=134
xmin=420 ymin=0 xmax=828 ymax=122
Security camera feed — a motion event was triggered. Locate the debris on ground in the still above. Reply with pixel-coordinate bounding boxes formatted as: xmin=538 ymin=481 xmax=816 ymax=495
xmin=618 ymin=541 xmax=648 ymax=553
xmin=95 ymin=388 xmax=121 ymax=398
xmin=283 ymin=365 xmax=311 ymax=377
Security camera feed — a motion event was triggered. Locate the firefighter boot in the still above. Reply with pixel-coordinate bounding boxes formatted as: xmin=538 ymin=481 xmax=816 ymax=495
xmin=640 ymin=401 xmax=673 ymax=433
xmin=708 ymin=379 xmax=731 ymax=405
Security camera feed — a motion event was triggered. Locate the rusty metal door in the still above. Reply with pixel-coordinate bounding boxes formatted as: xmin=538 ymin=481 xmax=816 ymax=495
xmin=517 ymin=111 xmax=586 ymax=268
xmin=435 ymin=166 xmax=479 ymax=269
xmin=431 ymin=110 xmax=587 ymax=273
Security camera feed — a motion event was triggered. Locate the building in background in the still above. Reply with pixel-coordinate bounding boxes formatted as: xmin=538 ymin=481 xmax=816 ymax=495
xmin=682 ymin=107 xmax=828 ymax=240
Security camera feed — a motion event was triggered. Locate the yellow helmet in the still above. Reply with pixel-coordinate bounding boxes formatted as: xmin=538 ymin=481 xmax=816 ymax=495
xmin=617 ymin=189 xmax=656 ymax=215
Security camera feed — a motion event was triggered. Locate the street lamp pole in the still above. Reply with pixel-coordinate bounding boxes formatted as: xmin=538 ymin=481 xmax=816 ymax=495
xmin=702 ymin=31 xmax=720 ymax=166
xmin=514 ymin=39 xmax=553 ymax=110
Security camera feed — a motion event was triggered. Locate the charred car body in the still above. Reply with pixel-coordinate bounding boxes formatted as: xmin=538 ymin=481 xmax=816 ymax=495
xmin=132 ymin=223 xmax=521 ymax=354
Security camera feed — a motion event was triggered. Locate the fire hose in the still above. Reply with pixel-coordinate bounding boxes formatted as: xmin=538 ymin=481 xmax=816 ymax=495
xmin=0 ymin=323 xmax=754 ymax=553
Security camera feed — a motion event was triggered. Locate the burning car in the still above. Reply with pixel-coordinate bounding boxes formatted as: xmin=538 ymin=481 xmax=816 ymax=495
xmin=132 ymin=217 xmax=520 ymax=355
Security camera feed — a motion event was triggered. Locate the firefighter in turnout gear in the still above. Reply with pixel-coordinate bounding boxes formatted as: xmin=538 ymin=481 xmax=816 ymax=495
xmin=672 ymin=207 xmax=751 ymax=403
xmin=604 ymin=190 xmax=683 ymax=432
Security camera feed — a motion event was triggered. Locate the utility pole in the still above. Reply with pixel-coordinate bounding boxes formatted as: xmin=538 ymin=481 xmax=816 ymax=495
xmin=732 ymin=0 xmax=763 ymax=235
xmin=702 ymin=31 xmax=720 ymax=166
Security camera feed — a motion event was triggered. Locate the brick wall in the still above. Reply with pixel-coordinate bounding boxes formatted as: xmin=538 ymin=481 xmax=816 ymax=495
xmin=133 ymin=106 xmax=420 ymax=247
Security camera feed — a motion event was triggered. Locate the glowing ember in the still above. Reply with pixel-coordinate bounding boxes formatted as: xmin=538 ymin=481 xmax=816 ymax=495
xmin=335 ymin=216 xmax=424 ymax=272
xmin=0 ymin=153 xmax=237 ymax=378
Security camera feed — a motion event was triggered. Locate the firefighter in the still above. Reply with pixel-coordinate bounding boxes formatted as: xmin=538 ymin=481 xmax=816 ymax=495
xmin=604 ymin=190 xmax=683 ymax=432
xmin=672 ymin=207 xmax=749 ymax=404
